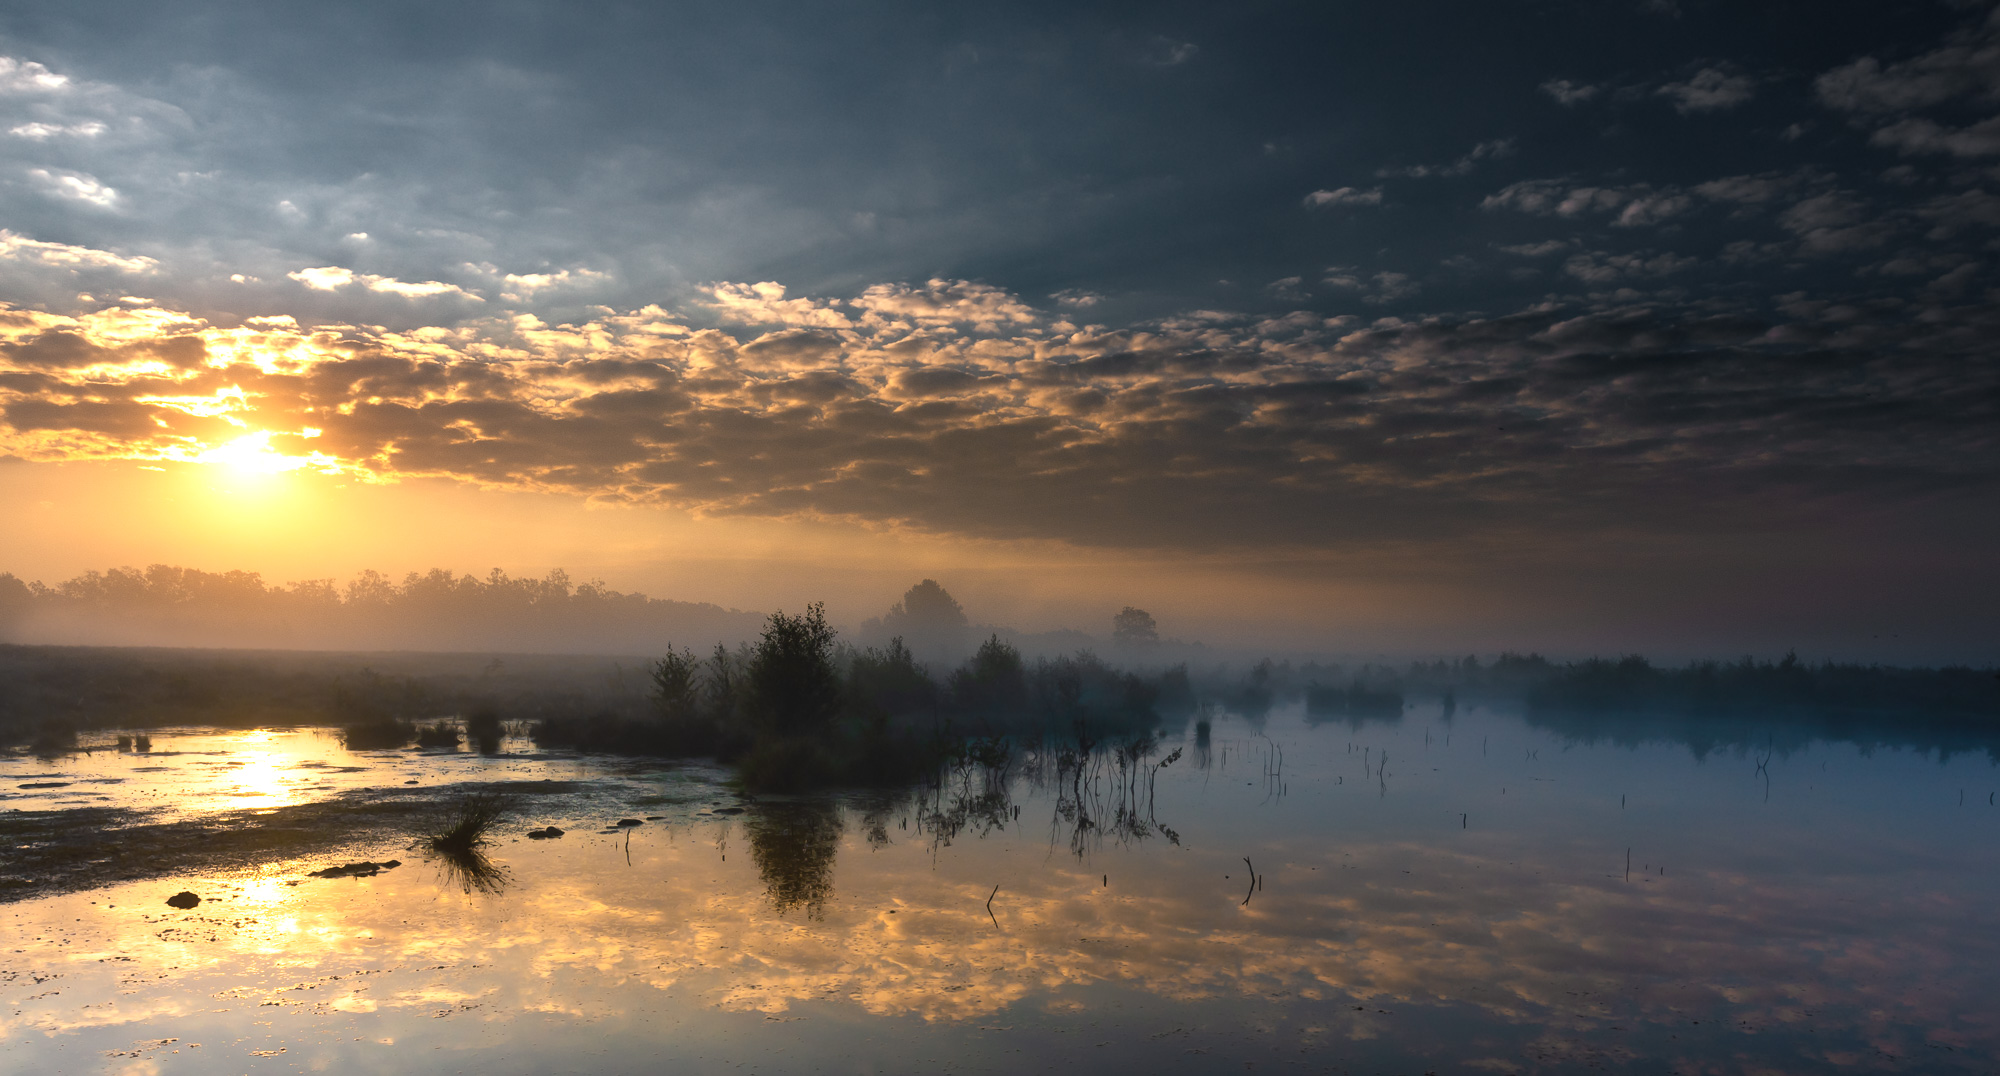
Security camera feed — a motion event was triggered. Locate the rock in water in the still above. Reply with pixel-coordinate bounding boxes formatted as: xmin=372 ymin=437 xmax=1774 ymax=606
xmin=308 ymin=860 xmax=402 ymax=878
xmin=615 ymin=818 xmax=644 ymax=827
xmin=166 ymin=891 xmax=200 ymax=909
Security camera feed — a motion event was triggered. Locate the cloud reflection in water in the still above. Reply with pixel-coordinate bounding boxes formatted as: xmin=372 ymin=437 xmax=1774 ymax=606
xmin=2 ymin=708 xmax=1997 ymax=1072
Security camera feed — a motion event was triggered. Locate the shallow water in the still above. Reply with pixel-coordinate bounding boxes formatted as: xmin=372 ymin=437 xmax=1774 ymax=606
xmin=4 ymin=703 xmax=1998 ymax=1074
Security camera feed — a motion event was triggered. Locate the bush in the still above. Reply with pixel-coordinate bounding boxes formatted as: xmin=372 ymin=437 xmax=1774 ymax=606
xmin=414 ymin=721 xmax=461 ymax=749
xmin=343 ymin=717 xmax=413 ymax=750
xmin=951 ymin=635 xmax=1026 ymax=718
xmin=848 ymin=637 xmax=936 ymax=721
xmin=736 ymin=735 xmax=833 ymax=792
xmin=748 ymin=604 xmax=843 ymax=736
xmin=27 ymin=718 xmax=77 ymax=756
xmin=465 ymin=707 xmax=502 ymax=754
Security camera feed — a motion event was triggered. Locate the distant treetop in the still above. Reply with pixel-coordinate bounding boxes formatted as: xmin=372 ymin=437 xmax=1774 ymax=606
xmin=1112 ymin=606 xmax=1159 ymax=646
xmin=883 ymin=579 xmax=968 ymax=632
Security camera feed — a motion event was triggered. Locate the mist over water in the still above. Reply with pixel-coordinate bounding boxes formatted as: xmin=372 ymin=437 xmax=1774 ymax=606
xmin=2 ymin=568 xmax=1997 ymax=1073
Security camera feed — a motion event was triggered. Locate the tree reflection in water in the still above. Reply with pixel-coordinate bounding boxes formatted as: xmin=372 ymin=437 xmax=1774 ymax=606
xmin=747 ymin=801 xmax=843 ymax=919
xmin=742 ymin=732 xmax=1190 ymax=918
xmin=908 ymin=728 xmax=1184 ymax=860
xmin=1047 ymin=730 xmax=1183 ymax=855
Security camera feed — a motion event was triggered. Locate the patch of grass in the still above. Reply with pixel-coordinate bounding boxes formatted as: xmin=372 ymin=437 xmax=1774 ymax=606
xmin=424 ymin=793 xmax=507 ymax=857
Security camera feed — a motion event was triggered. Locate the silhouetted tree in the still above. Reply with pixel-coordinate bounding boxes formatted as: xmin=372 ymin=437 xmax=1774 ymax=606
xmin=649 ymin=646 xmax=702 ymax=722
xmin=951 ymin=634 xmax=1027 ymax=718
xmin=1112 ymin=606 xmax=1159 ymax=646
xmin=705 ymin=643 xmax=742 ymax=724
xmin=867 ymin=579 xmax=970 ymax=668
xmin=748 ymin=603 xmax=842 ymax=735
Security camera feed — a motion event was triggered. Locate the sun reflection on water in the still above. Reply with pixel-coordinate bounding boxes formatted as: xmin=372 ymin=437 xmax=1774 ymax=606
xmin=2 ymin=713 xmax=1997 ymax=1074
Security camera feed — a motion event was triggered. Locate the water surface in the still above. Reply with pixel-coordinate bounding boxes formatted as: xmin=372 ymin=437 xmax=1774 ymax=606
xmin=4 ymin=703 xmax=1997 ymax=1074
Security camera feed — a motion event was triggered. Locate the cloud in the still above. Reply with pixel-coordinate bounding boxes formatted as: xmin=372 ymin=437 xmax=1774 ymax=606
xmin=0 ymin=57 xmax=69 ymax=94
xmin=9 ymin=120 xmax=105 ymax=139
xmin=1149 ymin=37 xmax=1199 ymax=66
xmin=705 ymin=282 xmax=855 ymax=329
xmin=1481 ymin=180 xmax=1693 ymax=226
xmin=1691 ymin=172 xmax=1803 ymax=204
xmin=1657 ymin=67 xmax=1757 ymax=114
xmin=1562 ymin=250 xmax=1698 ymax=283
xmin=501 ymin=269 xmax=606 ymax=293
xmin=1498 ymin=240 xmax=1571 ymax=257
xmin=27 ymin=168 xmax=118 ymax=207
xmin=1814 ymin=12 xmax=2000 ymax=164
xmin=852 ymin=279 xmax=1038 ymax=331
xmin=0 ymin=230 xmax=155 ymax=273
xmin=1303 ymin=187 xmax=1383 ymax=208
xmin=286 ymin=266 xmax=483 ymax=301
xmin=1377 ymin=140 xmax=1515 ymax=179
xmin=1868 ymin=115 xmax=2000 ymax=156
xmin=288 ymin=266 xmax=355 ymax=291
xmin=1777 ymin=191 xmax=1894 ymax=253
xmin=0 ymin=290 xmax=1995 ymax=555
xmin=496 ymin=268 xmax=612 ymax=301
xmin=367 ymin=277 xmax=478 ymax=300
xmin=1050 ymin=289 xmax=1103 ymax=308
xmin=1915 ymin=188 xmax=2000 ymax=237
xmin=1539 ymin=79 xmax=1600 ymax=106
xmin=1323 ymin=268 xmax=1417 ymax=302
xmin=1815 ymin=32 xmax=2000 ymax=115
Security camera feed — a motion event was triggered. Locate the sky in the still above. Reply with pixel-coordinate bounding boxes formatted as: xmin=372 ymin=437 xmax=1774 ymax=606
xmin=0 ymin=0 xmax=1996 ymax=662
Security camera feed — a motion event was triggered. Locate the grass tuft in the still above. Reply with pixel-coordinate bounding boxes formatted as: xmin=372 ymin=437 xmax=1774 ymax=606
xmin=424 ymin=794 xmax=507 ymax=857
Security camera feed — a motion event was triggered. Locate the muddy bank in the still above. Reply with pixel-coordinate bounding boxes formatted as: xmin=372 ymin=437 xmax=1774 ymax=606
xmin=0 ymin=779 xmax=596 ymax=903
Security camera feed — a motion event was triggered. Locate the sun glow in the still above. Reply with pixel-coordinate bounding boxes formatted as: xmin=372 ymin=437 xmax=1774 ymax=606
xmin=192 ymin=429 xmax=342 ymax=476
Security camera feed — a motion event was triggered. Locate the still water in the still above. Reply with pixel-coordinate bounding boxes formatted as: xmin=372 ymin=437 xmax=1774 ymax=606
xmin=3 ymin=702 xmax=1997 ymax=1074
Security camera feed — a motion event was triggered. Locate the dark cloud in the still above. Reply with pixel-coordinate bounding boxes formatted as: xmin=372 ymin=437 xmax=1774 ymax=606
xmin=0 ymin=0 xmax=1982 ymax=328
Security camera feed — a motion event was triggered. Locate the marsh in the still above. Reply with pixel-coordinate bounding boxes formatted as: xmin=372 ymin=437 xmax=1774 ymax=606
xmin=3 ymin=679 xmax=1998 ymax=1074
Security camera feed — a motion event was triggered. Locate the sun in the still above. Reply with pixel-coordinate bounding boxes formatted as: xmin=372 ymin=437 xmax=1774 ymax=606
xmin=193 ymin=429 xmax=333 ymax=477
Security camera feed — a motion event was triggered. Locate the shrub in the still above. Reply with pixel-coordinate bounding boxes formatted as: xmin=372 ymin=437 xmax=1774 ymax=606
xmin=465 ymin=707 xmax=502 ymax=754
xmin=748 ymin=604 xmax=842 ymax=736
xmin=736 ymin=735 xmax=833 ymax=792
xmin=950 ymin=635 xmax=1026 ymax=718
xmin=847 ymin=637 xmax=936 ymax=721
xmin=342 ymin=717 xmax=413 ymax=750
xmin=27 ymin=718 xmax=77 ymax=756
xmin=414 ymin=721 xmax=461 ymax=749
